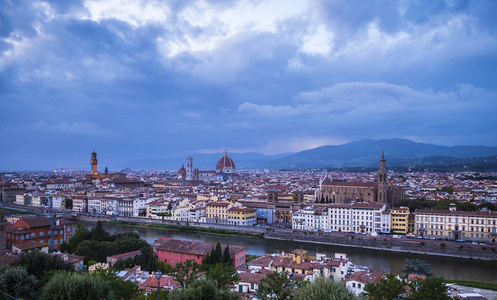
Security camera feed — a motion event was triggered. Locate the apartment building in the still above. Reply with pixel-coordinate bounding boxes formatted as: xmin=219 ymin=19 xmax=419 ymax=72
xmin=391 ymin=207 xmax=410 ymax=235
xmin=6 ymin=217 xmax=74 ymax=250
xmin=415 ymin=208 xmax=497 ymax=242
xmin=153 ymin=238 xmax=246 ymax=271
xmin=292 ymin=207 xmax=327 ymax=231
xmin=205 ymin=202 xmax=232 ymax=224
xmin=327 ymin=203 xmax=387 ymax=234
xmin=227 ymin=207 xmax=257 ymax=226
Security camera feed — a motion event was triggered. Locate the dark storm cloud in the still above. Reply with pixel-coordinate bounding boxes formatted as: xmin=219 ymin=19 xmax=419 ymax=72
xmin=0 ymin=0 xmax=496 ymax=170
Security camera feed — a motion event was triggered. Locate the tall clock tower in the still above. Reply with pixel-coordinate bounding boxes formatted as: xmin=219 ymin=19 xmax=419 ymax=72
xmin=90 ymin=151 xmax=98 ymax=175
xmin=377 ymin=150 xmax=387 ymax=204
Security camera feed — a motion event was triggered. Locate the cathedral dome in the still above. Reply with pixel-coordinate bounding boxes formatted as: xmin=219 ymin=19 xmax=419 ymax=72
xmin=216 ymin=150 xmax=236 ymax=171
xmin=177 ymin=165 xmax=186 ymax=176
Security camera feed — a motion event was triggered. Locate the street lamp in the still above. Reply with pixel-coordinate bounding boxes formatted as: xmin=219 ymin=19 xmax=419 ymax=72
xmin=156 ymin=270 xmax=162 ymax=300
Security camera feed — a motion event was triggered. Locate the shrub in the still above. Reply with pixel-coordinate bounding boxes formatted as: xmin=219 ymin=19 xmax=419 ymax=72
xmin=420 ymin=242 xmax=425 ymax=246
xmin=440 ymin=243 xmax=445 ymax=248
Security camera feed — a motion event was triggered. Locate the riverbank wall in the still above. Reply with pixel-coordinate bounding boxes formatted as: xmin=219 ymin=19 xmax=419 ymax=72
xmin=76 ymin=213 xmax=266 ymax=234
xmin=76 ymin=213 xmax=497 ymax=260
xmin=265 ymin=230 xmax=497 ymax=261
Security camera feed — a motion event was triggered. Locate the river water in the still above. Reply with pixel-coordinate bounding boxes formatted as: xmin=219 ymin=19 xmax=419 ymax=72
xmin=83 ymin=222 xmax=497 ymax=282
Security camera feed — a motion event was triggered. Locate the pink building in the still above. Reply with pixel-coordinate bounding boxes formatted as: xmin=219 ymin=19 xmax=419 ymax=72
xmin=153 ymin=238 xmax=246 ymax=271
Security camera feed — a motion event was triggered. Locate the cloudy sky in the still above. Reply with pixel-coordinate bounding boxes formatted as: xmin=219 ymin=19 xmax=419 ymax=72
xmin=1 ymin=0 xmax=496 ymax=170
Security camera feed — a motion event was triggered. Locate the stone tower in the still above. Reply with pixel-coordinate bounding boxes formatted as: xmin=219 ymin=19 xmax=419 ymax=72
xmin=377 ymin=150 xmax=387 ymax=204
xmin=186 ymin=156 xmax=193 ymax=181
xmin=90 ymin=151 xmax=98 ymax=176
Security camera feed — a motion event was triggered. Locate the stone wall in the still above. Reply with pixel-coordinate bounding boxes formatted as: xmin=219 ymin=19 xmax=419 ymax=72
xmin=76 ymin=213 xmax=265 ymax=233
xmin=265 ymin=230 xmax=497 ymax=260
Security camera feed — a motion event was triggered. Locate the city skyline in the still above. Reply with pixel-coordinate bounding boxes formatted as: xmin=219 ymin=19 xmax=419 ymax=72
xmin=1 ymin=0 xmax=497 ymax=170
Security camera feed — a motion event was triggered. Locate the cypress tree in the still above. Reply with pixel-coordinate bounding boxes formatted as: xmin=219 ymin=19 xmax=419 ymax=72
xmin=203 ymin=251 xmax=210 ymax=265
xmin=210 ymin=247 xmax=217 ymax=264
xmin=223 ymin=245 xmax=231 ymax=264
xmin=91 ymin=221 xmax=105 ymax=241
xmin=214 ymin=243 xmax=223 ymax=264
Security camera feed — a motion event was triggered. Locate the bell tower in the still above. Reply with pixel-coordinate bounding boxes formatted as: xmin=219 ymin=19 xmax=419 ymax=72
xmin=377 ymin=150 xmax=387 ymax=204
xmin=90 ymin=151 xmax=98 ymax=176
xmin=186 ymin=156 xmax=193 ymax=181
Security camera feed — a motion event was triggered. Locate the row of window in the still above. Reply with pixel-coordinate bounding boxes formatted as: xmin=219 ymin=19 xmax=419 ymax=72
xmin=8 ymin=230 xmax=64 ymax=239
xmin=417 ymin=216 xmax=497 ymax=225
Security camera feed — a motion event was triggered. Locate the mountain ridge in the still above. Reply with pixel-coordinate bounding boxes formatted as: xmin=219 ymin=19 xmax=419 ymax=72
xmin=116 ymin=139 xmax=497 ymax=170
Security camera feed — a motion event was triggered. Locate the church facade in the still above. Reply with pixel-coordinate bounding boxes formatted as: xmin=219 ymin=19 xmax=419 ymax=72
xmin=316 ymin=151 xmax=404 ymax=208
xmin=177 ymin=150 xmax=237 ymax=182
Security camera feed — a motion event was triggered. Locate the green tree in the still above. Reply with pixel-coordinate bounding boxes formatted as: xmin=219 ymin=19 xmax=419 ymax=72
xmin=171 ymin=259 xmax=201 ymax=288
xmin=401 ymin=259 xmax=433 ymax=278
xmin=135 ymin=244 xmax=158 ymax=271
xmin=41 ymin=272 xmax=112 ymax=300
xmin=0 ymin=266 xmax=38 ymax=300
xmin=440 ymin=186 xmax=454 ymax=194
xmin=205 ymin=263 xmax=240 ymax=289
xmin=75 ymin=240 xmax=120 ymax=263
xmin=157 ymin=260 xmax=174 ymax=275
xmin=67 ymin=222 xmax=91 ymax=252
xmin=93 ymin=269 xmax=142 ymax=300
xmin=223 ymin=245 xmax=231 ymax=264
xmin=255 ymin=271 xmax=305 ymax=300
xmin=294 ymin=277 xmax=357 ymax=300
xmin=169 ymin=278 xmax=238 ymax=300
xmin=407 ymin=277 xmax=450 ymax=300
xmin=117 ymin=237 xmax=149 ymax=253
xmin=12 ymin=251 xmax=74 ymax=279
xmin=364 ymin=273 xmax=405 ymax=300
xmin=202 ymin=251 xmax=211 ymax=265
xmin=91 ymin=220 xmax=105 ymax=241
xmin=112 ymin=231 xmax=141 ymax=243
xmin=112 ymin=257 xmax=135 ymax=271
xmin=212 ymin=243 xmax=223 ymax=264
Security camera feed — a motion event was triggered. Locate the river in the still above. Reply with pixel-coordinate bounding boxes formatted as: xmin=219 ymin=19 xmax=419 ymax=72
xmin=83 ymin=222 xmax=497 ymax=282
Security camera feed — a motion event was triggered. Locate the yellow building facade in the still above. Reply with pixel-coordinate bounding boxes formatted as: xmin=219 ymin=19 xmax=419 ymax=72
xmin=391 ymin=207 xmax=410 ymax=235
xmin=227 ymin=207 xmax=257 ymax=226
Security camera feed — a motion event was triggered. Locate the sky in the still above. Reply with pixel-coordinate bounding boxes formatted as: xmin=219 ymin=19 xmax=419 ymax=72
xmin=1 ymin=0 xmax=497 ymax=170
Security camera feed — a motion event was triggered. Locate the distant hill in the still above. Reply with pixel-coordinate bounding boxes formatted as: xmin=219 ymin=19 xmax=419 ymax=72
xmin=266 ymin=139 xmax=497 ymax=169
xmin=115 ymin=139 xmax=497 ymax=170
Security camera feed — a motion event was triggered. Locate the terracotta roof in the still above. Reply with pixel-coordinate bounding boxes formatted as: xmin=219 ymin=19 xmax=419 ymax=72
xmin=238 ymin=271 xmax=267 ymax=284
xmin=13 ymin=241 xmax=49 ymax=251
xmin=16 ymin=216 xmax=50 ymax=228
xmin=345 ymin=270 xmax=385 ymax=284
xmin=0 ymin=254 xmax=19 ymax=267
xmin=139 ymin=274 xmax=179 ymax=291
xmin=206 ymin=202 xmax=230 ymax=207
xmin=153 ymin=238 xmax=244 ymax=258
xmin=248 ymin=254 xmax=274 ymax=268
xmin=107 ymin=250 xmax=141 ymax=260
xmin=216 ymin=150 xmax=236 ymax=170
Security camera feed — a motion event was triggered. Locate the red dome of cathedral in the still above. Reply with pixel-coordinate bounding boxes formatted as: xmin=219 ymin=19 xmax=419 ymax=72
xmin=216 ymin=150 xmax=236 ymax=171
xmin=177 ymin=164 xmax=186 ymax=177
